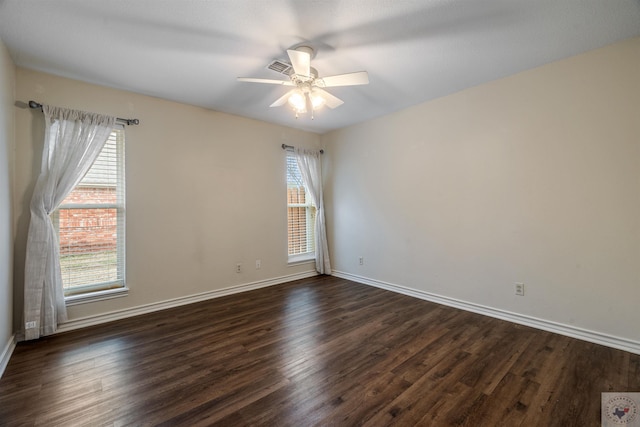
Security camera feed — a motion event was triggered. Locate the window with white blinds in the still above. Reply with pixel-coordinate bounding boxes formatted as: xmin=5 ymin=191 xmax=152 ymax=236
xmin=286 ymin=154 xmax=316 ymax=260
xmin=54 ymin=127 xmax=126 ymax=297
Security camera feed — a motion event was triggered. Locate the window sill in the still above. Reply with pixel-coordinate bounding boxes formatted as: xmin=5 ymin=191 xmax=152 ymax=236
xmin=288 ymin=253 xmax=315 ymax=266
xmin=65 ymin=287 xmax=129 ymax=306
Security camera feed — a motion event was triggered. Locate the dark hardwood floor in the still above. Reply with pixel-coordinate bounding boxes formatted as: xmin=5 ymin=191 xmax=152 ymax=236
xmin=1 ymin=275 xmax=638 ymax=426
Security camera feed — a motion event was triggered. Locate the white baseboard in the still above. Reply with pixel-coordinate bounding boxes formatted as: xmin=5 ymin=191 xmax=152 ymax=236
xmin=0 ymin=334 xmax=16 ymax=379
xmin=57 ymin=271 xmax=318 ymax=334
xmin=333 ymin=270 xmax=640 ymax=355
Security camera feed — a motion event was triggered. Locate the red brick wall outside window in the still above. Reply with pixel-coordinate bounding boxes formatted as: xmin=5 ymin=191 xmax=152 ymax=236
xmin=288 ymin=186 xmax=315 ymax=255
xmin=58 ymin=186 xmax=117 ymax=252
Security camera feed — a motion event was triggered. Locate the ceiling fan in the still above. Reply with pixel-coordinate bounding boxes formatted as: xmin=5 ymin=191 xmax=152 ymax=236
xmin=237 ymin=46 xmax=369 ymax=118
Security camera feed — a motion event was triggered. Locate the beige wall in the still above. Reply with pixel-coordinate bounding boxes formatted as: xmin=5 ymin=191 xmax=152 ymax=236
xmin=0 ymin=38 xmax=15 ymax=353
xmin=13 ymin=69 xmax=320 ymax=323
xmin=323 ymin=37 xmax=640 ymax=343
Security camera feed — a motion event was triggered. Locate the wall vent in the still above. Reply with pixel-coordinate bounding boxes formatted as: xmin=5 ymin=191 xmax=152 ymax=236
xmin=267 ymin=59 xmax=292 ymax=75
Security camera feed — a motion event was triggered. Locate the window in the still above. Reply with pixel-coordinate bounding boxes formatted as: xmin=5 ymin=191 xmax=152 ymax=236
xmin=53 ymin=127 xmax=126 ymax=299
xmin=287 ymin=154 xmax=316 ymax=261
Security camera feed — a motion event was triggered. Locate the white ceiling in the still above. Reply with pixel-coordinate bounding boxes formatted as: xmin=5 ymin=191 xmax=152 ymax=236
xmin=1 ymin=0 xmax=639 ymax=134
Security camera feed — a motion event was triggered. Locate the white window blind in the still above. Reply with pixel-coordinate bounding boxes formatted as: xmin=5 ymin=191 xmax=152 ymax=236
xmin=287 ymin=154 xmax=316 ymax=258
xmin=54 ymin=127 xmax=125 ymax=297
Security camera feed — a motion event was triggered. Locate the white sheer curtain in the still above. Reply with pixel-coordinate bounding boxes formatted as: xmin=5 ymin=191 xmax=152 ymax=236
xmin=24 ymin=105 xmax=115 ymax=340
xmin=294 ymin=148 xmax=331 ymax=274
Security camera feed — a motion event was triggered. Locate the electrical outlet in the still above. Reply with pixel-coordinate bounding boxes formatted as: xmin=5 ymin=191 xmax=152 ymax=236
xmin=256 ymin=259 xmax=261 ymax=269
xmin=236 ymin=263 xmax=241 ymax=273
xmin=25 ymin=321 xmax=36 ymax=329
xmin=515 ymin=282 xmax=525 ymax=296
xmin=359 ymin=256 xmax=364 ymax=265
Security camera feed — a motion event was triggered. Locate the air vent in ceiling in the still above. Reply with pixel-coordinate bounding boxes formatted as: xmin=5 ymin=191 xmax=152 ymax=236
xmin=267 ymin=59 xmax=292 ymax=75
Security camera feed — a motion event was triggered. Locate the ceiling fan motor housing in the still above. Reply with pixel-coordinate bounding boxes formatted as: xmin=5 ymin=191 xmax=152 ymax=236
xmin=291 ymin=67 xmax=318 ymax=84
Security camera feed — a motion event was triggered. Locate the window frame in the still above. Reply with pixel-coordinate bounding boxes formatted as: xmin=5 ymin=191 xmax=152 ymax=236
xmin=286 ymin=153 xmax=316 ymax=264
xmin=54 ymin=126 xmax=127 ymax=304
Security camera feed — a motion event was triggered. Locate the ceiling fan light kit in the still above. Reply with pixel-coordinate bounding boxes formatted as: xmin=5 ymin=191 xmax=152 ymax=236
xmin=288 ymin=89 xmax=307 ymax=115
xmin=238 ymin=46 xmax=369 ymax=119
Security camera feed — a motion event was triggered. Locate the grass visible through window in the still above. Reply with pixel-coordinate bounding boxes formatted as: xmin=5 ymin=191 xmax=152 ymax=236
xmin=60 ymin=250 xmax=118 ymax=290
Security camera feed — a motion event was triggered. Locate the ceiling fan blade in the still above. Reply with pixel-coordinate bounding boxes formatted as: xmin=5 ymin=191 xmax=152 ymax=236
xmin=287 ymin=49 xmax=311 ymax=77
xmin=270 ymin=90 xmax=295 ymax=108
xmin=318 ymin=71 xmax=369 ymax=87
xmin=314 ymin=88 xmax=344 ymax=109
xmin=237 ymin=77 xmax=294 ymax=86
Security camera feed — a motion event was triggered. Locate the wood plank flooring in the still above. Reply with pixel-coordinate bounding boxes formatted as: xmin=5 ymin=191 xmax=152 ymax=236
xmin=1 ymin=275 xmax=638 ymax=426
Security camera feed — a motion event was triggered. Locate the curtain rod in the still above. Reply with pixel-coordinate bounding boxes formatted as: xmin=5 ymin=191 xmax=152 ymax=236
xmin=281 ymin=144 xmax=324 ymax=154
xmin=28 ymin=100 xmax=140 ymax=126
